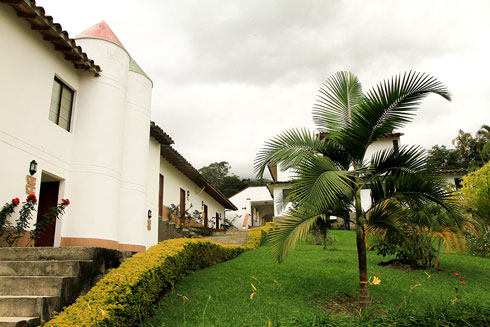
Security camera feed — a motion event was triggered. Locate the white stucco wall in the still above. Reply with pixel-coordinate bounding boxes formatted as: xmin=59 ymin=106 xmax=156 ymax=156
xmin=271 ymin=184 xmax=293 ymax=217
xmin=63 ymin=37 xmax=130 ymax=244
xmin=159 ymin=158 xmax=226 ymax=228
xmin=364 ymin=136 xmax=400 ymax=163
xmin=277 ymin=167 xmax=296 ymax=182
xmin=145 ymin=138 xmax=161 ymax=248
xmin=0 ymin=5 xmax=81 ymax=245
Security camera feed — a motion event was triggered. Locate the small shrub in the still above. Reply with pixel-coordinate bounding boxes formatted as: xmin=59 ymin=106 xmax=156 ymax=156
xmin=247 ymin=222 xmax=278 ymax=248
xmin=465 ymin=230 xmax=490 ymax=258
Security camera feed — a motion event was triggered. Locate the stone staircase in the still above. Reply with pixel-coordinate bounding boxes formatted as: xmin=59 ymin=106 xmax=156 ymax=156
xmin=206 ymin=230 xmax=250 ymax=246
xmin=0 ymin=247 xmax=132 ymax=327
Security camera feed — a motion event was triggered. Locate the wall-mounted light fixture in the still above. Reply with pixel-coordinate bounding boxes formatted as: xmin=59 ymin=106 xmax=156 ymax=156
xmin=187 ymin=190 xmax=190 ymax=197
xmin=29 ymin=160 xmax=38 ymax=176
xmin=201 ymin=201 xmax=204 ymax=208
xmin=147 ymin=209 xmax=152 ymax=219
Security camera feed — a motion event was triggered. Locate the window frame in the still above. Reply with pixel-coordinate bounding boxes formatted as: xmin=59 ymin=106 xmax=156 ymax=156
xmin=49 ymin=76 xmax=74 ymax=132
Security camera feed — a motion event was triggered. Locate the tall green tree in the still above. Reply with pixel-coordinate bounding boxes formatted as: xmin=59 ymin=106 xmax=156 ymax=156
xmin=198 ymin=161 xmax=231 ymax=188
xmin=426 ymin=145 xmax=464 ymax=170
xmin=255 ymin=71 xmax=457 ymax=308
xmin=199 ymin=161 xmax=268 ymax=197
xmin=452 ymin=124 xmax=490 ymax=170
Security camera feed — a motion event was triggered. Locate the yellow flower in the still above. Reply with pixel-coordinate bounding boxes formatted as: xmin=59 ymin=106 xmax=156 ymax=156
xmin=369 ymin=276 xmax=381 ymax=285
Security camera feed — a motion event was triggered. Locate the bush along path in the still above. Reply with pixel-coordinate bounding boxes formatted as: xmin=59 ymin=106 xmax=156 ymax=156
xmin=44 ymin=239 xmax=245 ymax=327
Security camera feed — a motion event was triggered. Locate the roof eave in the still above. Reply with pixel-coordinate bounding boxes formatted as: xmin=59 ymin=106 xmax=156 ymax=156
xmin=2 ymin=0 xmax=101 ymax=76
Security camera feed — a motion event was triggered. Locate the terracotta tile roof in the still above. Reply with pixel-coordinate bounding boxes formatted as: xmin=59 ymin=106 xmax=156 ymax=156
xmin=150 ymin=121 xmax=174 ymax=145
xmin=1 ymin=0 xmax=101 ymax=76
xmin=150 ymin=122 xmax=237 ymax=211
xmin=76 ymin=20 xmax=124 ymax=49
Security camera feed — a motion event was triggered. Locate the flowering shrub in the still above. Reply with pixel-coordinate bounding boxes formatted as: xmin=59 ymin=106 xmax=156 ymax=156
xmin=29 ymin=198 xmax=70 ymax=245
xmin=1 ymin=195 xmax=69 ymax=247
xmin=0 ymin=198 xmax=22 ymax=239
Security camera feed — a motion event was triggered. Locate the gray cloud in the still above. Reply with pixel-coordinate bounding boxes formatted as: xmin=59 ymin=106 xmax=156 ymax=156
xmin=41 ymin=0 xmax=490 ymax=177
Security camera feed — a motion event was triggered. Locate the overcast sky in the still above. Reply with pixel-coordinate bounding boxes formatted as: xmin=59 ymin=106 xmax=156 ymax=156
xmin=41 ymin=0 xmax=489 ymax=178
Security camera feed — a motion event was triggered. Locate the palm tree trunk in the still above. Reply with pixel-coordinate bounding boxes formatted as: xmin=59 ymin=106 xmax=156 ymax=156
xmin=354 ymin=192 xmax=369 ymax=309
xmin=434 ymin=238 xmax=442 ymax=268
xmin=315 ymin=223 xmax=322 ymax=245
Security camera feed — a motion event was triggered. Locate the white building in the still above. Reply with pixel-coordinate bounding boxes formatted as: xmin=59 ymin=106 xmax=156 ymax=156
xmin=0 ymin=0 xmax=236 ymax=251
xmin=225 ymin=186 xmax=274 ymax=229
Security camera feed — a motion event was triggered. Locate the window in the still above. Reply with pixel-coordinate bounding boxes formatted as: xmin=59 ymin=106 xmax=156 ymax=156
xmin=49 ymin=77 xmax=74 ymax=131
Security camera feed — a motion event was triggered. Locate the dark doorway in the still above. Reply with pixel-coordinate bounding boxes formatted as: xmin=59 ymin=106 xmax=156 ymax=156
xmin=203 ymin=204 xmax=208 ymax=228
xmin=158 ymin=174 xmax=164 ymax=218
xmin=215 ymin=212 xmax=220 ymax=229
xmin=179 ymin=189 xmax=186 ymax=224
xmin=35 ymin=180 xmax=60 ymax=247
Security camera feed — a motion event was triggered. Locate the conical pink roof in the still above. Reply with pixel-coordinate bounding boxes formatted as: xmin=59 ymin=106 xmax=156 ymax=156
xmin=76 ymin=21 xmax=124 ymax=48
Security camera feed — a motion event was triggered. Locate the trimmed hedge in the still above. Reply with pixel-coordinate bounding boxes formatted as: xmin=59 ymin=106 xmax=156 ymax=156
xmin=45 ymin=239 xmax=245 ymax=327
xmin=247 ymin=222 xmax=278 ymax=248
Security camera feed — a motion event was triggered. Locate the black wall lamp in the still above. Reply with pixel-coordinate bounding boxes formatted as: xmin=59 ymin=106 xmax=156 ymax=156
xmin=29 ymin=160 xmax=38 ymax=176
xmin=147 ymin=209 xmax=152 ymax=219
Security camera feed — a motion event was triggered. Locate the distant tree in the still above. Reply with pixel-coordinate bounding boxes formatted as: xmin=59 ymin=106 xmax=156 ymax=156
xmin=198 ymin=161 xmax=231 ymax=188
xmin=452 ymin=124 xmax=490 ymax=170
xmin=426 ymin=145 xmax=463 ymax=170
xmin=199 ymin=162 xmax=269 ymax=197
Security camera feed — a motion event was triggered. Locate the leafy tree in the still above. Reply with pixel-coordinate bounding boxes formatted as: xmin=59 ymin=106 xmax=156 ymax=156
xmin=459 ymin=161 xmax=490 ymax=226
xmin=198 ymin=161 xmax=231 ymax=188
xmin=255 ymin=71 xmax=457 ymax=308
xmin=199 ymin=161 xmax=268 ymax=197
xmin=452 ymin=124 xmax=490 ymax=170
xmin=426 ymin=145 xmax=463 ymax=170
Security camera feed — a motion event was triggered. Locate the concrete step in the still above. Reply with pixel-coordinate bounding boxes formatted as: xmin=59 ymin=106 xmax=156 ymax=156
xmin=0 ymin=296 xmax=58 ymax=321
xmin=0 ymin=316 xmax=39 ymax=327
xmin=0 ymin=247 xmax=132 ymax=262
xmin=0 ymin=260 xmax=93 ymax=277
xmin=0 ymin=276 xmax=77 ymax=297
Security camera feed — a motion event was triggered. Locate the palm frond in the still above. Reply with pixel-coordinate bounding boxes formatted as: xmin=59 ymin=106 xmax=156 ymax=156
xmin=291 ymin=155 xmax=354 ymax=210
xmin=369 ymin=172 xmax=460 ymax=220
xmin=254 ymin=128 xmax=322 ymax=178
xmin=313 ymin=71 xmax=363 ymax=133
xmin=364 ymin=145 xmax=427 ymax=186
xmin=340 ymin=71 xmax=451 ymax=160
xmin=267 ymin=205 xmax=326 ymax=262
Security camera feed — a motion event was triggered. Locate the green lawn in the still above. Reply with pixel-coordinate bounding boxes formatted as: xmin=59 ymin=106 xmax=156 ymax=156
xmin=144 ymin=231 xmax=490 ymax=327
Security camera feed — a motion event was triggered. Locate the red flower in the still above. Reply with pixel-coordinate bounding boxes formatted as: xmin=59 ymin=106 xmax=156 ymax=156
xmin=460 ymin=281 xmax=467 ymax=285
xmin=454 ymin=273 xmax=461 ymax=277
xmin=185 ymin=211 xmax=189 ymax=215
xmin=27 ymin=194 xmax=37 ymax=203
xmin=12 ymin=198 xmax=20 ymax=205
xmin=62 ymin=199 xmax=70 ymax=205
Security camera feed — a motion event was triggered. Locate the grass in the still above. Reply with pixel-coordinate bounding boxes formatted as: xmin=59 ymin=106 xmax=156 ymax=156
xmin=144 ymin=231 xmax=490 ymax=327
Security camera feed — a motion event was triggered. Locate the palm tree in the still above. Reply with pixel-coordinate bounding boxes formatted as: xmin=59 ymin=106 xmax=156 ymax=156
xmin=254 ymin=71 xmax=458 ymax=308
